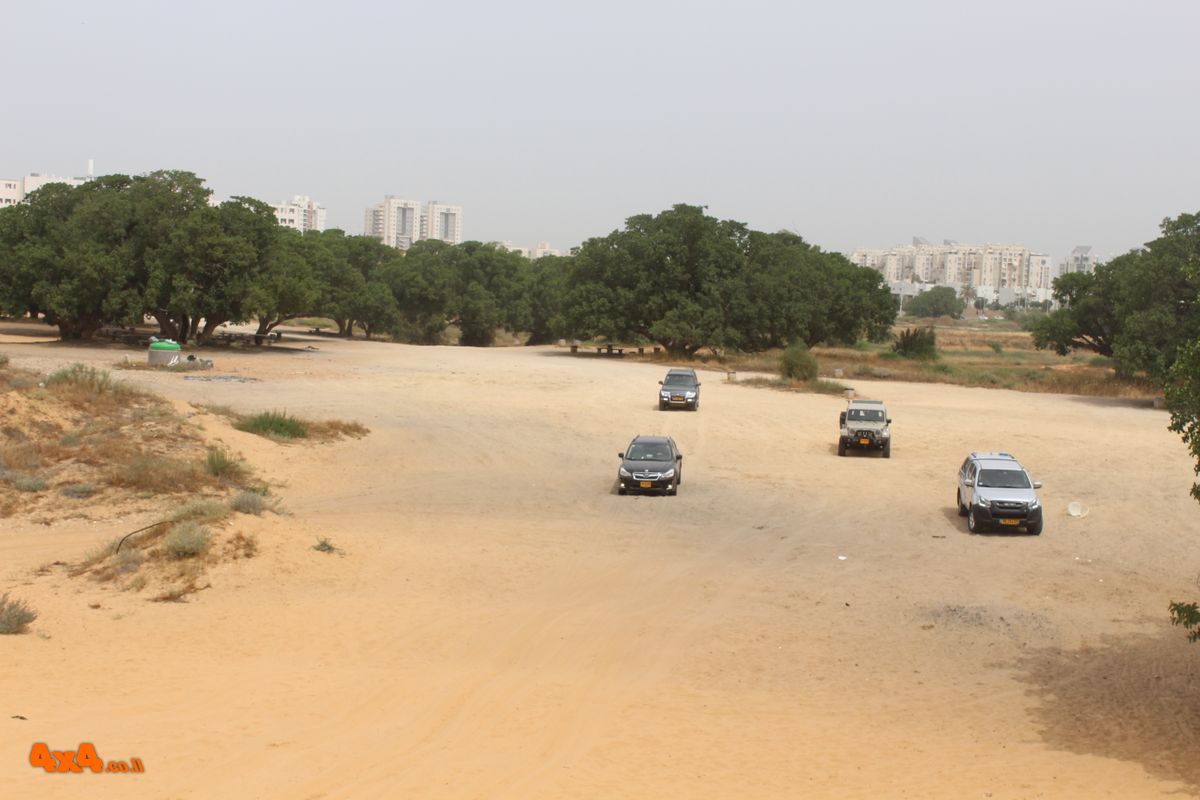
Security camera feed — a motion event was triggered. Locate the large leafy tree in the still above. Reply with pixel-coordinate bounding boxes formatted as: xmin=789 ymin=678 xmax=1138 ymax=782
xmin=903 ymin=286 xmax=964 ymax=319
xmin=0 ymin=177 xmax=143 ymax=338
xmin=249 ymin=228 xmax=325 ymax=336
xmin=563 ymin=205 xmax=897 ymax=356
xmin=1033 ymin=212 xmax=1200 ymax=382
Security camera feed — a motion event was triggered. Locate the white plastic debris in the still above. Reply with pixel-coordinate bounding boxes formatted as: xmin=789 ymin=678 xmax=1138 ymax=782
xmin=1067 ymin=501 xmax=1089 ymax=518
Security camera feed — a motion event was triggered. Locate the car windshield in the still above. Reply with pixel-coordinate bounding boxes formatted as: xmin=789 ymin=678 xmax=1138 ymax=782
xmin=976 ymin=468 xmax=1031 ymax=489
xmin=627 ymin=443 xmax=672 ymax=461
xmin=848 ymin=408 xmax=884 ymax=421
xmin=663 ymin=374 xmax=695 ymax=386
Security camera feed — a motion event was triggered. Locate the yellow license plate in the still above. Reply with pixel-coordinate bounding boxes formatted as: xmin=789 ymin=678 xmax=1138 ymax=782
xmin=1000 ymin=518 xmax=1020 ymax=526
xmin=671 ymin=396 xmax=683 ymax=401
xmin=858 ymin=438 xmax=870 ymax=445
xmin=639 ymin=481 xmax=652 ymax=488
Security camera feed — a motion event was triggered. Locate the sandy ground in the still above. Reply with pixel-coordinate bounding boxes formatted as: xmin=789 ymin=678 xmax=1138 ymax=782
xmin=2 ymin=329 xmax=1199 ymax=799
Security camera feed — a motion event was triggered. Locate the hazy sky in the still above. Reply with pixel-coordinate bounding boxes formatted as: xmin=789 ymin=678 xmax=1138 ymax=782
xmin=6 ymin=0 xmax=1198 ymax=262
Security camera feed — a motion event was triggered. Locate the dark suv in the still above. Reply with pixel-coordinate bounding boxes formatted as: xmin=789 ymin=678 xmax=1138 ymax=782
xmin=617 ymin=435 xmax=683 ymax=495
xmin=658 ymin=368 xmax=701 ymax=411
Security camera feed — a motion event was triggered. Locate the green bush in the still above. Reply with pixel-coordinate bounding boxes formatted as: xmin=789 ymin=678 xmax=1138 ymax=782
xmin=163 ymin=522 xmax=211 ymax=559
xmin=235 ymin=411 xmax=308 ymax=440
xmin=204 ymin=447 xmax=246 ymax=481
xmin=0 ymin=593 xmax=37 ymax=634
xmin=893 ymin=327 xmax=938 ymax=360
xmin=780 ymin=342 xmax=819 ymax=381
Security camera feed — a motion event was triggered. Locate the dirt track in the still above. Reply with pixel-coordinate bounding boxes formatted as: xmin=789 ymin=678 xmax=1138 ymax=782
xmin=2 ymin=332 xmax=1199 ymax=798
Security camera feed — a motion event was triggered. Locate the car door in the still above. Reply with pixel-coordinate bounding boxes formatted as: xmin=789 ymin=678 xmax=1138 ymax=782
xmin=962 ymin=461 xmax=978 ymax=507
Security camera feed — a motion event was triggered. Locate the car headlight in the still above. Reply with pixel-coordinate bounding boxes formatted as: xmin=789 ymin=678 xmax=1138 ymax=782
xmin=1028 ymin=498 xmax=1040 ymax=510
xmin=685 ymin=391 xmax=696 ymax=398
xmin=881 ymin=430 xmax=890 ymax=437
xmin=661 ymin=469 xmax=675 ymax=479
xmin=660 ymin=391 xmax=670 ymax=398
xmin=619 ymin=467 xmax=631 ymax=478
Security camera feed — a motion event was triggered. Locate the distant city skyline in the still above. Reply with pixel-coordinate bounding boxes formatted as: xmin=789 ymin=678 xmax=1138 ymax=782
xmin=5 ymin=1 xmax=1198 ymax=263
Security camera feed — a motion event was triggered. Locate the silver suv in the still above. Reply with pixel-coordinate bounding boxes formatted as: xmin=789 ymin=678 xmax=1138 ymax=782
xmin=956 ymin=452 xmax=1043 ymax=535
xmin=838 ymin=399 xmax=891 ymax=457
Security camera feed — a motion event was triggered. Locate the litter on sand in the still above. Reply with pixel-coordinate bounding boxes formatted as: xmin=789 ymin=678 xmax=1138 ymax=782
xmin=1067 ymin=501 xmax=1089 ymax=518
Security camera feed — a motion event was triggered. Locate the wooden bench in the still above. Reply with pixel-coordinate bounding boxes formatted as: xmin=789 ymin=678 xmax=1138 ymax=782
xmin=595 ymin=345 xmax=625 ymax=356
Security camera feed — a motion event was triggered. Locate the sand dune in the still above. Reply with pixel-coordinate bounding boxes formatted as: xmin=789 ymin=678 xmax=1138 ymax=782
xmin=2 ymin=333 xmax=1198 ymax=798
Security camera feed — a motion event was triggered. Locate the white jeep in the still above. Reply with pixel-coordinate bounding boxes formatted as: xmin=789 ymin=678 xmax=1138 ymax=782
xmin=838 ymin=399 xmax=891 ymax=458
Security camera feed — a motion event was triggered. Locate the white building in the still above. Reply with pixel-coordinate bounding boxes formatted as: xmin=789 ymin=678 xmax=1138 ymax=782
xmin=364 ymin=196 xmax=461 ymax=249
xmin=272 ymin=195 xmax=326 ymax=233
xmin=1061 ymin=245 xmax=1096 ymax=275
xmin=849 ymin=240 xmax=1057 ymax=305
xmin=0 ymin=172 xmax=88 ymax=207
xmin=422 ymin=201 xmax=463 ymax=245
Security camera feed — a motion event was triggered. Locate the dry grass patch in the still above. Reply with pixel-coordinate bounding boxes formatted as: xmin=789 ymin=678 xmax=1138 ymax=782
xmin=71 ymin=514 xmax=256 ymax=601
xmin=1 ymin=364 xmax=237 ymax=523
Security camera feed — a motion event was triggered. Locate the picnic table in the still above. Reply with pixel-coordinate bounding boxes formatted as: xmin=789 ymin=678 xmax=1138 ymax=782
xmin=213 ymin=331 xmax=281 ymax=346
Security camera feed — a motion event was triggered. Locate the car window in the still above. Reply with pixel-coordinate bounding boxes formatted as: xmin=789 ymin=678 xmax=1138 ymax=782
xmin=977 ymin=469 xmax=1031 ymax=489
xmin=628 ymin=443 xmax=671 ymax=461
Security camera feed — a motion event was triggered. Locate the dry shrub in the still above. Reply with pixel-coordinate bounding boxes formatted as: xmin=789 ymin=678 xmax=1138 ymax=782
xmin=45 ymin=363 xmax=144 ymax=410
xmin=163 ymin=521 xmax=211 ymax=559
xmin=171 ymin=499 xmax=232 ymax=525
xmin=307 ymin=420 xmax=370 ymax=440
xmin=111 ymin=455 xmax=203 ymax=493
xmin=0 ymin=438 xmax=40 ymax=471
xmin=223 ymin=531 xmax=259 ymax=559
xmin=0 ymin=593 xmax=37 ymax=634
xmin=229 ymin=491 xmax=266 ymax=515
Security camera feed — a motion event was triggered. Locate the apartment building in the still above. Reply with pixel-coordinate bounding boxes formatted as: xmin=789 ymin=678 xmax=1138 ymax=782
xmin=273 ymin=195 xmax=326 ymax=233
xmin=0 ymin=172 xmax=88 ymax=207
xmin=1061 ymin=245 xmax=1096 ymax=275
xmin=422 ymin=201 xmax=463 ymax=245
xmin=848 ymin=240 xmax=1056 ymax=304
xmin=363 ymin=197 xmax=462 ymax=249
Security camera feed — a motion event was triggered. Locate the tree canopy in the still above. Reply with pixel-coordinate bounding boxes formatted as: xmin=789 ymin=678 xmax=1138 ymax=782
xmin=1 ymin=187 xmax=896 ymax=355
xmin=562 ymin=205 xmax=896 ymax=356
xmin=903 ymin=286 xmax=965 ymax=319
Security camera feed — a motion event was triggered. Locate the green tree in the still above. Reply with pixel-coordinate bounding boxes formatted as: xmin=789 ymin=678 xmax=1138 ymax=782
xmin=522 ymin=255 xmax=570 ymax=345
xmin=562 ymin=206 xmax=896 ymax=357
xmin=903 ymin=286 xmax=964 ymax=319
xmin=248 ymin=228 xmax=325 ymax=336
xmin=0 ymin=177 xmax=142 ymax=338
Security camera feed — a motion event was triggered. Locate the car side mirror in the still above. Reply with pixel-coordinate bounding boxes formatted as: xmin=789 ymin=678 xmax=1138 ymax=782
xmin=618 ymin=452 xmax=624 ymax=459
xmin=1033 ymin=480 xmax=1043 ymax=489
xmin=887 ymin=418 xmax=892 ymax=424
xmin=697 ymin=382 xmax=701 ymax=387
xmin=676 ymin=454 xmax=683 ymax=460
xmin=658 ymin=380 xmax=663 ymax=385
xmin=839 ymin=412 xmax=846 ymax=426
xmin=964 ymin=478 xmax=974 ymax=487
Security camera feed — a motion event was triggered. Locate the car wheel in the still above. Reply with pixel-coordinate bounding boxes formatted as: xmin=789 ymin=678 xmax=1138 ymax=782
xmin=957 ymin=491 xmax=968 ymax=517
xmin=658 ymin=401 xmax=667 ymax=411
xmin=967 ymin=508 xmax=981 ymax=533
xmin=1027 ymin=520 xmax=1043 ymax=536
xmin=882 ymin=441 xmax=891 ymax=458
xmin=618 ymin=487 xmax=627 ymax=496
xmin=837 ymin=440 xmax=847 ymax=457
